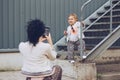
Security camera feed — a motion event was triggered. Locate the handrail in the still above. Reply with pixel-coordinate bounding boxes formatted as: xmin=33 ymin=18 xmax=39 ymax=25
xmin=84 ymin=25 xmax=120 ymax=61
xmin=83 ymin=0 xmax=120 ymax=32
xmin=80 ymin=0 xmax=92 ymax=58
xmin=110 ymin=0 xmax=113 ymax=33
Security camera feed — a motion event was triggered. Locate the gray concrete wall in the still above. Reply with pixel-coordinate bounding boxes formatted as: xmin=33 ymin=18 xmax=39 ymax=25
xmin=0 ymin=53 xmax=23 ymax=71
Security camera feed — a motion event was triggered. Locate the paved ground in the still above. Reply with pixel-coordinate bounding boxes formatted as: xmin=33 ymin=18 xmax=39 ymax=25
xmin=0 ymin=71 xmax=75 ymax=80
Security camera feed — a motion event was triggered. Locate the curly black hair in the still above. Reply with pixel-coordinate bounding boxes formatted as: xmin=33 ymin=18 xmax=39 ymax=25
xmin=27 ymin=19 xmax=45 ymax=46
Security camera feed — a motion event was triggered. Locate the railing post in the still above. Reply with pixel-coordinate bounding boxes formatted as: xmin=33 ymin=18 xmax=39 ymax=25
xmin=110 ymin=0 xmax=113 ymax=33
xmin=80 ymin=0 xmax=91 ymax=59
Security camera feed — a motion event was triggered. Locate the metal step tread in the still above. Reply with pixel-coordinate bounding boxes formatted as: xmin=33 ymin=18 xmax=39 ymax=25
xmin=85 ymin=24 xmax=120 ymax=29
xmin=84 ymin=36 xmax=105 ymax=39
xmin=93 ymin=22 xmax=120 ymax=25
xmin=104 ymin=3 xmax=120 ymax=9
xmin=91 ymin=15 xmax=120 ymax=19
xmin=85 ymin=29 xmax=110 ymax=32
xmin=105 ymin=4 xmax=120 ymax=8
xmin=102 ymin=15 xmax=120 ymax=18
xmin=97 ymin=9 xmax=120 ymax=15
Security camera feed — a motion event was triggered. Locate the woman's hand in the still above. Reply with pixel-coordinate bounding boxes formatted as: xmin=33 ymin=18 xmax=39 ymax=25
xmin=46 ymin=33 xmax=54 ymax=48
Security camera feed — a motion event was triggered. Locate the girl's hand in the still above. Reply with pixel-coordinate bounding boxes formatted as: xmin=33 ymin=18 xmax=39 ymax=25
xmin=64 ymin=30 xmax=67 ymax=36
xmin=81 ymin=21 xmax=85 ymax=27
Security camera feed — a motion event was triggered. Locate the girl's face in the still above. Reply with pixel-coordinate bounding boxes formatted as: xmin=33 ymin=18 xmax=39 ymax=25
xmin=68 ymin=16 xmax=77 ymax=26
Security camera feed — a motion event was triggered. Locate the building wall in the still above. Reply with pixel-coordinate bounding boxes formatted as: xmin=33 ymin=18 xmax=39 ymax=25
xmin=0 ymin=0 xmax=108 ymax=49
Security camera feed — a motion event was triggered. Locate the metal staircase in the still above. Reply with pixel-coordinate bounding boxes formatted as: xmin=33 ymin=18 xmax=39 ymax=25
xmin=55 ymin=0 xmax=120 ymax=62
xmin=82 ymin=0 xmax=120 ymax=61
xmin=84 ymin=25 xmax=120 ymax=62
xmin=84 ymin=0 xmax=120 ymax=50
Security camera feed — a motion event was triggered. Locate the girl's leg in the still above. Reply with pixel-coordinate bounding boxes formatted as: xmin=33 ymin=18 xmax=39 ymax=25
xmin=77 ymin=40 xmax=86 ymax=57
xmin=67 ymin=41 xmax=74 ymax=60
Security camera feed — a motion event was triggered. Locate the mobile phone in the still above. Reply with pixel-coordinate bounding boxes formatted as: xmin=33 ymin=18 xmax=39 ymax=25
xmin=44 ymin=27 xmax=50 ymax=36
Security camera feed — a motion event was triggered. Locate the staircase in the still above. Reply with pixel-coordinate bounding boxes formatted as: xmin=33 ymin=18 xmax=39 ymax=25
xmin=84 ymin=0 xmax=120 ymax=50
xmin=84 ymin=25 xmax=120 ymax=61
xmin=55 ymin=0 xmax=120 ymax=61
xmin=56 ymin=0 xmax=120 ymax=50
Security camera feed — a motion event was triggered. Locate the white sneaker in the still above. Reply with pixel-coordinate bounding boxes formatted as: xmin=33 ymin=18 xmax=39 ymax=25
xmin=83 ymin=55 xmax=86 ymax=59
xmin=69 ymin=60 xmax=75 ymax=63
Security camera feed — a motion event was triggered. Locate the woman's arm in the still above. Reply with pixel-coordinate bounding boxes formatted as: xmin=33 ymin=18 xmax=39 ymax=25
xmin=45 ymin=33 xmax=57 ymax=60
xmin=45 ymin=47 xmax=57 ymax=60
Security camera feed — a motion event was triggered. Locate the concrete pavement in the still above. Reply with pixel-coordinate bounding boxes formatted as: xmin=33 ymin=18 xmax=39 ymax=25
xmin=0 ymin=71 xmax=75 ymax=80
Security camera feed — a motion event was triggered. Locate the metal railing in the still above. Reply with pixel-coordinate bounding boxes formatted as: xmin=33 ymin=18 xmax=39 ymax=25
xmin=80 ymin=0 xmax=92 ymax=58
xmin=83 ymin=0 xmax=120 ymax=32
xmin=83 ymin=0 xmax=120 ymax=61
xmin=84 ymin=25 xmax=120 ymax=61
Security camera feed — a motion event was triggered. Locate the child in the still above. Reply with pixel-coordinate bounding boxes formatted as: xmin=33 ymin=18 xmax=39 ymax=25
xmin=64 ymin=13 xmax=86 ymax=63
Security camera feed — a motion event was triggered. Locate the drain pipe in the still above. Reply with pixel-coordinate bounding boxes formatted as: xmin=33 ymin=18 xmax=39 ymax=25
xmin=80 ymin=0 xmax=91 ymax=59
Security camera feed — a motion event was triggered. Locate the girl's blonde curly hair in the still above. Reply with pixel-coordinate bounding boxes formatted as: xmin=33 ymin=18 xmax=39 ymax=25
xmin=68 ymin=13 xmax=79 ymax=21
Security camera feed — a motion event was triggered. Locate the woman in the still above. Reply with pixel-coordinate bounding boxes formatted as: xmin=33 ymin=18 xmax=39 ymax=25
xmin=19 ymin=19 xmax=62 ymax=80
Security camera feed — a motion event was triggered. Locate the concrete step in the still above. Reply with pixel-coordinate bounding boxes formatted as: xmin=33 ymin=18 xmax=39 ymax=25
xmin=96 ymin=62 xmax=120 ymax=74
xmin=98 ymin=72 xmax=120 ymax=80
xmin=57 ymin=38 xmax=120 ymax=50
xmin=0 ymin=53 xmax=97 ymax=80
